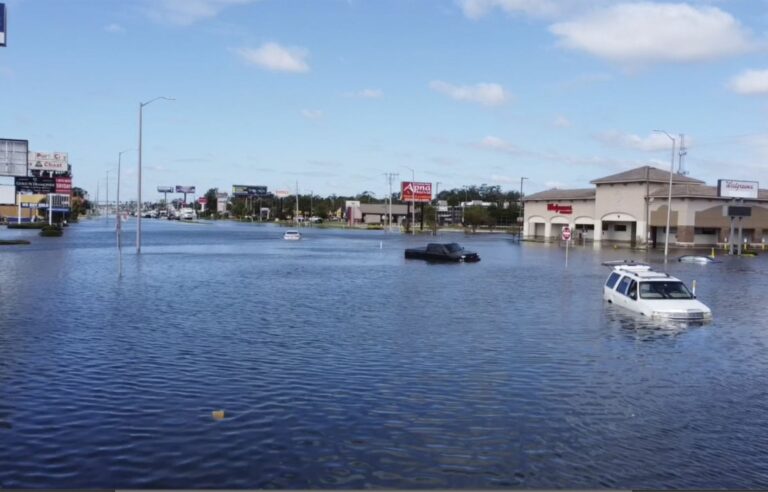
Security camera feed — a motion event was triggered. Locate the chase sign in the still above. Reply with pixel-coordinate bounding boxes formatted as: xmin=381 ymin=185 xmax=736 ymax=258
xmin=0 ymin=4 xmax=6 ymax=47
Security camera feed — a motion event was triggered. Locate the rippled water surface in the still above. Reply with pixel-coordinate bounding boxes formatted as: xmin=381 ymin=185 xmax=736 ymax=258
xmin=2 ymin=219 xmax=768 ymax=489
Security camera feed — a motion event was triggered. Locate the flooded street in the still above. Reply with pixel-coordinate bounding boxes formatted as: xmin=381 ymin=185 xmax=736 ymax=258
xmin=1 ymin=219 xmax=768 ymax=488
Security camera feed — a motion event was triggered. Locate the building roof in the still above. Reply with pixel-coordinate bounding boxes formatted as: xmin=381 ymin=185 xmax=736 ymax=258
xmin=523 ymin=188 xmax=596 ymax=202
xmin=650 ymin=184 xmax=768 ymax=201
xmin=359 ymin=203 xmax=409 ymax=214
xmin=591 ymin=165 xmax=704 ymax=185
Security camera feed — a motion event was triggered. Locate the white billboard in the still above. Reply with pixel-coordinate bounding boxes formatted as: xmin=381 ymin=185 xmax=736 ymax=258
xmin=29 ymin=151 xmax=68 ymax=172
xmin=275 ymin=190 xmax=290 ymax=198
xmin=0 ymin=184 xmax=14 ymax=204
xmin=0 ymin=139 xmax=28 ymax=177
xmin=718 ymin=179 xmax=759 ymax=199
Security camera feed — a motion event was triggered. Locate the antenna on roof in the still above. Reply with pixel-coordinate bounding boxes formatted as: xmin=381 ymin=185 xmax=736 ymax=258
xmin=678 ymin=134 xmax=687 ymax=176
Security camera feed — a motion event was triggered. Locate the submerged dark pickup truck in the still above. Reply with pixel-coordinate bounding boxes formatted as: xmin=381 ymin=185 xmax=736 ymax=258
xmin=404 ymin=243 xmax=480 ymax=262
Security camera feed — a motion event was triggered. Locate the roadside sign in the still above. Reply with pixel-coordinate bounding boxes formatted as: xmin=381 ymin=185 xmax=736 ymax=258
xmin=561 ymin=226 xmax=572 ymax=241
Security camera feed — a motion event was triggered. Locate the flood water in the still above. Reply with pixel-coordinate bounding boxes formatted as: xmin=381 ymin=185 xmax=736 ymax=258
xmin=1 ymin=219 xmax=768 ymax=489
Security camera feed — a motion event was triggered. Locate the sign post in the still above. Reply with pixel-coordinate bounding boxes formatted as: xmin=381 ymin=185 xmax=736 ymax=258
xmin=562 ymin=226 xmax=572 ymax=268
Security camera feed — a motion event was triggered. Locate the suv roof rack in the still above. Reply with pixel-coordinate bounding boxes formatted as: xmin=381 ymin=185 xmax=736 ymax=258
xmin=601 ymin=260 xmax=648 ymax=267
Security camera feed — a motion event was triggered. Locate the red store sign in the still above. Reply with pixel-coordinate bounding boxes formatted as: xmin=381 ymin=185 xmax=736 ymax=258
xmin=547 ymin=203 xmax=572 ymax=214
xmin=55 ymin=177 xmax=72 ymax=194
xmin=400 ymin=181 xmax=433 ymax=203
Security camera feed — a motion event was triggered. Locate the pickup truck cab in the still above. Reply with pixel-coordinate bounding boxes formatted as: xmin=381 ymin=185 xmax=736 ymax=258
xmin=603 ymin=262 xmax=712 ymax=321
xmin=404 ymin=243 xmax=480 ymax=262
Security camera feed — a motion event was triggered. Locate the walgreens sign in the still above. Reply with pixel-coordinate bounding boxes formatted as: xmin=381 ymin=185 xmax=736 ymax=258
xmin=547 ymin=203 xmax=573 ymax=214
xmin=401 ymin=181 xmax=432 ymax=203
xmin=718 ymin=179 xmax=759 ymax=200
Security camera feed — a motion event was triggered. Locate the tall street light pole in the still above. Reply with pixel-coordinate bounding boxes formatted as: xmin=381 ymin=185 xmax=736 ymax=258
xmin=117 ymin=148 xmax=135 ymax=250
xmin=654 ymin=130 xmax=676 ymax=264
xmin=137 ymin=96 xmax=174 ymax=254
xmin=520 ymin=177 xmax=528 ymax=238
xmin=404 ymin=166 xmax=416 ymax=235
xmin=105 ymin=170 xmax=110 ymax=224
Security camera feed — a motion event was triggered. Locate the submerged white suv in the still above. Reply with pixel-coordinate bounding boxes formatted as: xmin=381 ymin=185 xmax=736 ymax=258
xmin=603 ymin=262 xmax=712 ymax=321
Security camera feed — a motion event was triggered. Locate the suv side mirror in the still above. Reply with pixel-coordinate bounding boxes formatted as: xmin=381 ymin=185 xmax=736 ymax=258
xmin=629 ymin=291 xmax=637 ymax=300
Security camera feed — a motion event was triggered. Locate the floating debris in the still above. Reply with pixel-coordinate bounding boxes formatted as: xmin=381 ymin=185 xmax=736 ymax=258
xmin=211 ymin=410 xmax=225 ymax=421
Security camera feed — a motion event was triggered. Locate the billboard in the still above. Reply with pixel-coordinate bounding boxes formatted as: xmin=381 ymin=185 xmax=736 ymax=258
xmin=157 ymin=186 xmax=174 ymax=193
xmin=55 ymin=177 xmax=71 ymax=194
xmin=275 ymin=190 xmax=290 ymax=198
xmin=717 ymin=179 xmax=759 ymax=200
xmin=400 ymin=181 xmax=432 ymax=203
xmin=28 ymin=151 xmax=68 ymax=173
xmin=0 ymin=3 xmax=6 ymax=47
xmin=0 ymin=184 xmax=13 ymax=204
xmin=232 ymin=185 xmax=268 ymax=197
xmin=15 ymin=176 xmax=55 ymax=194
xmin=175 ymin=185 xmax=196 ymax=193
xmin=19 ymin=194 xmax=47 ymax=208
xmin=0 ymin=139 xmax=28 ymax=177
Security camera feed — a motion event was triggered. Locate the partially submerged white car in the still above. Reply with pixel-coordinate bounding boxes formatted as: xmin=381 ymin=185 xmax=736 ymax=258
xmin=603 ymin=262 xmax=712 ymax=321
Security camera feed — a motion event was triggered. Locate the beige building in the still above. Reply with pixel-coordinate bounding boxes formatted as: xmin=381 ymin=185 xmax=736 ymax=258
xmin=523 ymin=165 xmax=768 ymax=247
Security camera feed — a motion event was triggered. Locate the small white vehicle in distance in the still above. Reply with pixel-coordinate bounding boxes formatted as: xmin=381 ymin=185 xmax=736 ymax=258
xmin=603 ymin=261 xmax=712 ymax=321
xmin=283 ymin=230 xmax=302 ymax=240
xmin=179 ymin=207 xmax=196 ymax=220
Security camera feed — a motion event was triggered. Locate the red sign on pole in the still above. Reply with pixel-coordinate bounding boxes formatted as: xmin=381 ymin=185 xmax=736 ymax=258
xmin=197 ymin=197 xmax=208 ymax=205
xmin=55 ymin=177 xmax=72 ymax=194
xmin=400 ymin=182 xmax=432 ymax=203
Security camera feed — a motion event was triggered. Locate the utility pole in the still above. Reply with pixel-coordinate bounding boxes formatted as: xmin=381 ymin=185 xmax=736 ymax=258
xmin=678 ymin=134 xmax=687 ymax=175
xmin=520 ymin=177 xmax=528 ymax=239
xmin=384 ymin=172 xmax=398 ymax=232
xmin=434 ymin=181 xmax=441 ymax=235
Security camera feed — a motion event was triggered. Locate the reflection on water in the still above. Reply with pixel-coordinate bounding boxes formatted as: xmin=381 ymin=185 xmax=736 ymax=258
xmin=1 ymin=220 xmax=768 ymax=489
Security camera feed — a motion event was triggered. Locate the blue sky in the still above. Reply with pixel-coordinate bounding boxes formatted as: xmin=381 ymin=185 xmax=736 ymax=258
xmin=2 ymin=0 xmax=768 ymax=200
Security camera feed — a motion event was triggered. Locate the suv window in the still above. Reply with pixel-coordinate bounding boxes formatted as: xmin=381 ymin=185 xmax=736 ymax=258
xmin=606 ymin=272 xmax=621 ymax=289
xmin=624 ymin=280 xmax=637 ymax=300
xmin=617 ymin=276 xmax=631 ymax=295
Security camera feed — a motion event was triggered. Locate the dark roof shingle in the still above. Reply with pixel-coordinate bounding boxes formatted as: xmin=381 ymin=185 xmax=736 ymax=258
xmin=591 ymin=165 xmax=704 ymax=185
xmin=523 ymin=188 xmax=596 ymax=201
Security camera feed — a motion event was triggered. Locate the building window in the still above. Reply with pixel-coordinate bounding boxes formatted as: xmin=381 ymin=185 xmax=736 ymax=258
xmin=695 ymin=228 xmax=717 ymax=235
xmin=614 ymin=224 xmax=627 ymax=232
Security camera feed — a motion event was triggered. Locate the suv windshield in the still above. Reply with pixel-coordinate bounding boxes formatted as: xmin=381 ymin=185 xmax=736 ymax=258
xmin=639 ymin=281 xmax=694 ymax=300
xmin=446 ymin=243 xmax=463 ymax=252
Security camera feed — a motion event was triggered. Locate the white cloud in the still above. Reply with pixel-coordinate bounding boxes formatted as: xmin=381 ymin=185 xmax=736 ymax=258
xmin=146 ymin=0 xmax=259 ymax=26
xmin=104 ymin=23 xmax=126 ymax=34
xmin=430 ymin=81 xmax=509 ymax=106
xmin=490 ymin=174 xmax=519 ymax=184
xmin=301 ymin=109 xmax=323 ymax=120
xmin=595 ymin=131 xmax=685 ymax=152
xmin=476 ymin=136 xmax=522 ymax=153
xmin=346 ymin=88 xmax=383 ymax=99
xmin=550 ymin=3 xmax=755 ymax=65
xmin=729 ymin=69 xmax=768 ymax=95
xmin=553 ymin=115 xmax=572 ymax=128
xmin=457 ymin=0 xmax=562 ymax=19
xmin=235 ymin=43 xmax=310 ymax=73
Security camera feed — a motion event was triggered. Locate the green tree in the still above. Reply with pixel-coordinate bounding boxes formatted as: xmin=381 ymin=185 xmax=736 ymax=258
xmin=204 ymin=188 xmax=218 ymax=218
xmin=463 ymin=206 xmax=490 ymax=233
